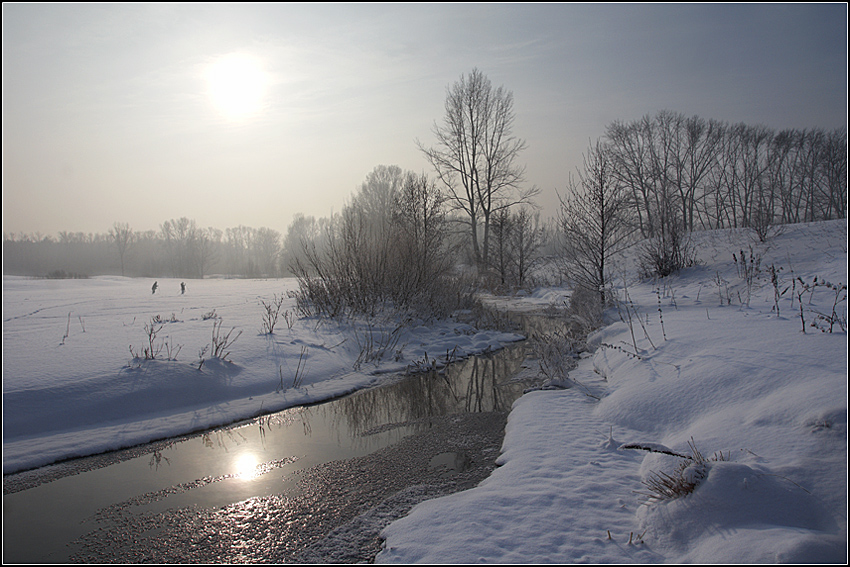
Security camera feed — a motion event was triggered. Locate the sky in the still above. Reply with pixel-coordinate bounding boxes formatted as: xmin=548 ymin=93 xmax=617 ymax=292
xmin=2 ymin=3 xmax=847 ymax=238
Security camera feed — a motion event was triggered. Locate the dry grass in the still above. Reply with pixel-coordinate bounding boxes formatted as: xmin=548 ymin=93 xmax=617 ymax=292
xmin=624 ymin=438 xmax=729 ymax=503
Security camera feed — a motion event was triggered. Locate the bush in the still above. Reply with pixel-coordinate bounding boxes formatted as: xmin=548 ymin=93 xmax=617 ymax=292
xmin=637 ymin=219 xmax=697 ymax=278
xmin=291 ymin=169 xmax=474 ymax=319
xmin=530 ymin=284 xmax=606 ymax=395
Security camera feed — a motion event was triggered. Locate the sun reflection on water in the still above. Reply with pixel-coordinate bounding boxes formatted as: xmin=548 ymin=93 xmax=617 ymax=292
xmin=232 ymin=453 xmax=261 ymax=480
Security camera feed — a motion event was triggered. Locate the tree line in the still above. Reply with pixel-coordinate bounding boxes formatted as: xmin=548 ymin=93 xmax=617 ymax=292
xmin=559 ymin=112 xmax=846 ymax=306
xmin=3 ymin=221 xmax=289 ymax=279
xmin=604 ymin=111 xmax=845 ymax=238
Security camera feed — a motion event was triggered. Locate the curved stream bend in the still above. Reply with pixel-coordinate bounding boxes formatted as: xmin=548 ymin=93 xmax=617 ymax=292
xmin=4 ymin=312 xmax=564 ymax=564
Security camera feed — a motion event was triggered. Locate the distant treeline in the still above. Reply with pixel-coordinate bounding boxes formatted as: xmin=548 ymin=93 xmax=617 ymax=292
xmin=3 ymin=222 xmax=292 ymax=279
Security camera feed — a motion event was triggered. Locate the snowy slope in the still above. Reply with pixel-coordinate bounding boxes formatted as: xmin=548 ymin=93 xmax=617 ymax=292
xmin=377 ymin=220 xmax=847 ymax=563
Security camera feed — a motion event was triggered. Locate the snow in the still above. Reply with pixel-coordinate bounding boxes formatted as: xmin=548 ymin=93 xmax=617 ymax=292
xmin=377 ymin=220 xmax=847 ymax=564
xmin=2 ymin=276 xmax=523 ymax=474
xmin=3 ymin=220 xmax=847 ymax=563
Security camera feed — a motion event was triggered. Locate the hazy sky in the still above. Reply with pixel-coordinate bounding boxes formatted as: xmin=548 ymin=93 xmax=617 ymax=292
xmin=2 ymin=3 xmax=847 ymax=237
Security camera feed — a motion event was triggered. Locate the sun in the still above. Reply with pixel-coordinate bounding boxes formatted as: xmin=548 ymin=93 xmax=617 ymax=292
xmin=205 ymin=53 xmax=268 ymax=120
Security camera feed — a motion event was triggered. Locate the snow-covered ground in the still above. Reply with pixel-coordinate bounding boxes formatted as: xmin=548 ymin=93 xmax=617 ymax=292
xmin=377 ymin=220 xmax=847 ymax=563
xmin=3 ymin=220 xmax=847 ymax=563
xmin=2 ymin=276 xmax=523 ymax=474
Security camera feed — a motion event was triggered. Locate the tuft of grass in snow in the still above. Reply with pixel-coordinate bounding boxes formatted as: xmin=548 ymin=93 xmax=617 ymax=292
xmin=278 ymin=345 xmax=308 ymax=392
xmin=353 ymin=320 xmax=405 ymax=370
xmin=621 ymin=438 xmax=729 ymax=503
xmin=60 ymin=311 xmax=71 ymax=345
xmin=615 ymin=283 xmax=659 ymax=353
xmin=210 ymin=319 xmax=242 ymax=361
xmin=128 ymin=316 xmax=183 ymax=361
xmin=529 ymin=285 xmax=605 ymax=397
xmin=732 ymin=246 xmax=762 ymax=307
xmin=794 ymin=276 xmax=847 ymax=333
xmin=259 ymin=294 xmax=286 ymax=334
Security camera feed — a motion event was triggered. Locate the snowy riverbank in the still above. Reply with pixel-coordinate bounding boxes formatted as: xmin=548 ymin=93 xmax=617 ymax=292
xmin=377 ymin=220 xmax=847 ymax=563
xmin=3 ymin=276 xmax=523 ymax=475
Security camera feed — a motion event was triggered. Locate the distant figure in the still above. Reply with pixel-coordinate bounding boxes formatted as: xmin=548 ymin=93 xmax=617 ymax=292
xmin=180 ymin=282 xmax=186 ymax=295
xmin=151 ymin=281 xmax=158 ymax=294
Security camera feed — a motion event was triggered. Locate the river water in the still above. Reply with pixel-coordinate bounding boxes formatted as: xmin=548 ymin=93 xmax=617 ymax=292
xmin=3 ymin=314 xmax=553 ymax=563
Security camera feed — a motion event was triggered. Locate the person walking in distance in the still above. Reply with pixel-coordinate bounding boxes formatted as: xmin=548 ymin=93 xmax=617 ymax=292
xmin=151 ymin=281 xmax=158 ymax=294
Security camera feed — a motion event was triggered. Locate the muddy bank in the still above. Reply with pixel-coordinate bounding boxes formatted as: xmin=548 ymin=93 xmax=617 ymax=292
xmin=68 ymin=411 xmax=508 ymax=563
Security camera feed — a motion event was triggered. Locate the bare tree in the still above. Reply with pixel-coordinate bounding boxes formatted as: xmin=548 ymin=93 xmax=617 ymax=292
xmin=282 ymin=214 xmax=321 ymax=275
xmin=160 ymin=218 xmax=193 ymax=278
xmin=418 ymin=68 xmax=536 ymax=269
xmin=224 ymin=225 xmax=254 ymax=276
xmin=509 ymin=207 xmax=544 ymax=287
xmin=392 ymin=171 xmax=452 ymax=297
xmin=191 ymin=227 xmax=221 ymax=279
xmin=605 ymin=118 xmax=656 ymax=237
xmin=679 ymin=116 xmax=724 ymax=231
xmin=109 ymin=222 xmax=135 ymax=276
xmin=607 ymin=111 xmax=846 ymax=234
xmin=488 ymin=207 xmax=513 ymax=286
xmin=253 ymin=227 xmax=281 ymax=277
xmin=352 ymin=165 xmax=405 ymax=229
xmin=487 ymin=206 xmax=545 ymax=288
xmin=821 ymin=127 xmax=847 ymax=220
xmin=161 ymin=217 xmax=207 ymax=278
xmin=558 ymin=140 xmax=634 ymax=305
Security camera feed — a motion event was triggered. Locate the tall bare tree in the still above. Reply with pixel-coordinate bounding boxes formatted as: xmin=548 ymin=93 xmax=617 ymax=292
xmin=558 ymin=140 xmax=634 ymax=305
xmin=191 ymin=227 xmax=222 ymax=279
xmin=418 ymin=68 xmax=536 ymax=268
xmin=253 ymin=227 xmax=281 ymax=277
xmin=160 ymin=217 xmax=196 ymax=278
xmin=486 ymin=206 xmax=544 ymax=288
xmin=109 ymin=222 xmax=135 ymax=277
xmin=821 ymin=127 xmax=847 ymax=220
xmin=392 ymin=171 xmax=451 ymax=294
xmin=509 ymin=207 xmax=544 ymax=288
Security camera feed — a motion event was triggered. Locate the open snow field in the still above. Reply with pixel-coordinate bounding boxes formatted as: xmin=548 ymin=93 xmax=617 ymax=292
xmin=3 ymin=220 xmax=847 ymax=563
xmin=2 ymin=276 xmax=522 ymax=475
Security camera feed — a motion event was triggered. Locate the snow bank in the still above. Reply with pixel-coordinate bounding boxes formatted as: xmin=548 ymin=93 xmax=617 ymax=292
xmin=2 ymin=277 xmax=523 ymax=474
xmin=378 ymin=220 xmax=847 ymax=563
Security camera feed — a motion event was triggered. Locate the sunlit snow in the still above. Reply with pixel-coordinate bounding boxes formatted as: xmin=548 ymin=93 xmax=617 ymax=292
xmin=3 ymin=220 xmax=847 ymax=563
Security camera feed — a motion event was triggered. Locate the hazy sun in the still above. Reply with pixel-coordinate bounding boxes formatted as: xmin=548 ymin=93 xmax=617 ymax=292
xmin=205 ymin=54 xmax=268 ymax=120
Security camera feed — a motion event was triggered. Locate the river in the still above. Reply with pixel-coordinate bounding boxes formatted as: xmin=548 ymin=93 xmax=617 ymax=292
xmin=3 ymin=312 xmax=556 ymax=563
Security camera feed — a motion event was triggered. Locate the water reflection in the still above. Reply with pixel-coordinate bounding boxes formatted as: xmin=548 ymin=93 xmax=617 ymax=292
xmin=326 ymin=341 xmax=532 ymax=440
xmin=114 ymin=338 xmax=535 ymax=489
xmin=232 ymin=453 xmax=261 ymax=480
xmin=149 ymin=450 xmax=171 ymax=471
